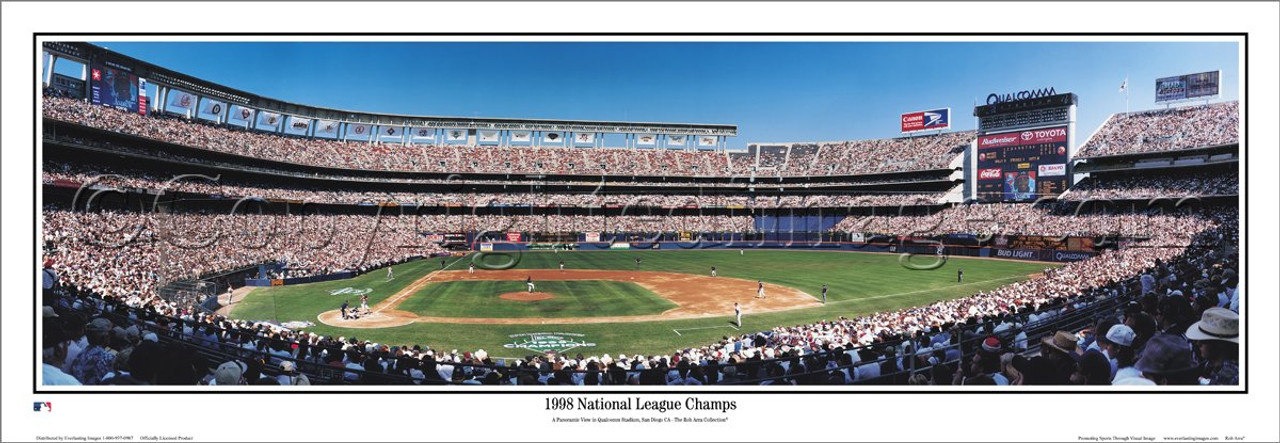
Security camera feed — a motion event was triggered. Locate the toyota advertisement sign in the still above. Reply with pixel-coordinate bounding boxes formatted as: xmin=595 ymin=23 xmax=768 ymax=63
xmin=900 ymin=108 xmax=950 ymax=133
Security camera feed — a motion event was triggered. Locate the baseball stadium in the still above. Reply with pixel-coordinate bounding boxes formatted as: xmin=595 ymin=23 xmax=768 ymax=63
xmin=38 ymin=41 xmax=1241 ymax=387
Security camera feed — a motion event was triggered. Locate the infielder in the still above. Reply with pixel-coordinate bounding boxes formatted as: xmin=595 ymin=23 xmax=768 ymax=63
xmin=526 ymin=275 xmax=535 ymax=293
xmin=635 ymin=257 xmax=642 ymax=269
xmin=711 ymin=266 xmax=717 ymax=277
xmin=755 ymin=280 xmax=765 ymax=299
xmin=734 ymin=302 xmax=742 ymax=327
xmin=821 ymin=284 xmax=828 ymax=304
xmin=469 ymin=263 xmax=475 ymax=274
xmin=957 ymin=268 xmax=964 ymax=283
xmin=559 ymin=260 xmax=565 ymax=272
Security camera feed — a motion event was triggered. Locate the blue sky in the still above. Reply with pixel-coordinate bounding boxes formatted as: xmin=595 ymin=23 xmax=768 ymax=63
xmin=54 ymin=41 xmax=1239 ymax=149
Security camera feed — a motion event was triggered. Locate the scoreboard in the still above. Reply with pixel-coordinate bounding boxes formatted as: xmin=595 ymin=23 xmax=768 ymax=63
xmin=976 ymin=126 xmax=1071 ymax=202
xmin=972 ymin=91 xmax=1076 ymax=202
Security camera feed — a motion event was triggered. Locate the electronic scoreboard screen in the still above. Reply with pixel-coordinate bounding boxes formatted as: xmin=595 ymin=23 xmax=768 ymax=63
xmin=976 ymin=126 xmax=1070 ymax=202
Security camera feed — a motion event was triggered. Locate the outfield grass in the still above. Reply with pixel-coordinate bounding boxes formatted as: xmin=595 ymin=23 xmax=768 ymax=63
xmin=233 ymin=250 xmax=1056 ymax=357
xmin=396 ymin=280 xmax=677 ymax=318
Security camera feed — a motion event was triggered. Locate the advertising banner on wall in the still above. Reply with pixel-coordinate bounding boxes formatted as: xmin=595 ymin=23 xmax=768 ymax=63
xmin=446 ymin=129 xmax=467 ymax=142
xmin=347 ymin=123 xmax=372 ymax=141
xmin=667 ymin=135 xmax=687 ymax=147
xmin=574 ymin=133 xmax=596 ymax=144
xmin=166 ymin=89 xmax=196 ymax=114
xmin=227 ymin=105 xmax=254 ymax=127
xmin=479 ymin=130 xmax=500 ymax=143
xmin=510 ymin=131 xmax=532 ymax=143
xmin=256 ymin=111 xmax=281 ymax=131
xmin=410 ymin=128 xmax=435 ymax=142
xmin=543 ymin=132 xmax=564 ymax=143
xmin=198 ymin=98 xmax=226 ymax=122
xmin=314 ymin=120 xmax=340 ymax=138
xmin=698 ymin=136 xmax=717 ymax=147
xmin=900 ymin=108 xmax=951 ymax=133
xmin=637 ymin=134 xmax=656 ymax=146
xmin=284 ymin=116 xmax=312 ymax=136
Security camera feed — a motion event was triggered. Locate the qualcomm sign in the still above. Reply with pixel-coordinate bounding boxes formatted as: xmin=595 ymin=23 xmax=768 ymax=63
xmin=986 ymin=87 xmax=1057 ymax=105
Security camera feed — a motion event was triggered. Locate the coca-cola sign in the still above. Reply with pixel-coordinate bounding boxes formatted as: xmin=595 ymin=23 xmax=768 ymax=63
xmin=978 ymin=168 xmax=1003 ymax=180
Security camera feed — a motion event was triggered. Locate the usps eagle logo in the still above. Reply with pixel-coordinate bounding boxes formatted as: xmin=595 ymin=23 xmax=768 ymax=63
xmin=924 ymin=111 xmax=945 ymax=126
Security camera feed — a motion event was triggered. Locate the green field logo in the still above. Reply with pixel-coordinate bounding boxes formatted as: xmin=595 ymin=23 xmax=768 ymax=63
xmin=329 ymin=287 xmax=372 ymax=296
xmin=503 ymin=332 xmax=596 ymax=353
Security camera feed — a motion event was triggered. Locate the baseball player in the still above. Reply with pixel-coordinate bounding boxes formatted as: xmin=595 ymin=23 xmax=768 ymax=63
xmin=957 ymin=268 xmax=964 ymax=283
xmin=559 ymin=260 xmax=565 ymax=272
xmin=711 ymin=266 xmax=717 ymax=277
xmin=526 ymin=276 xmax=535 ymax=293
xmin=386 ymin=266 xmax=394 ymax=280
xmin=740 ymin=249 xmax=744 ymax=256
xmin=635 ymin=257 xmax=642 ymax=269
xmin=340 ymin=300 xmax=350 ymax=320
xmin=756 ymin=280 xmax=765 ymax=299
xmin=360 ymin=294 xmax=370 ymax=313
xmin=469 ymin=262 xmax=475 ymax=274
xmin=821 ymin=284 xmax=828 ymax=304
xmin=441 ymin=259 xmax=447 ymax=270
xmin=734 ymin=302 xmax=742 ymax=328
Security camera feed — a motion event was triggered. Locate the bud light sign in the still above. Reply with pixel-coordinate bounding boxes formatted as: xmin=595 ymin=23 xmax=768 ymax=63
xmin=901 ymin=108 xmax=951 ymax=133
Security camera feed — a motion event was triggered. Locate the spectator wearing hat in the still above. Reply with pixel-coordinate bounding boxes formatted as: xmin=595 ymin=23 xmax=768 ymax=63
xmin=67 ymin=317 xmax=117 ymax=385
xmin=1135 ymin=333 xmax=1199 ymax=385
xmin=41 ymin=317 xmax=80 ymax=385
xmin=277 ymin=361 xmax=309 ymax=386
xmin=1028 ymin=331 xmax=1078 ymax=385
xmin=1185 ymin=307 xmax=1239 ymax=385
xmin=211 ymin=360 xmax=247 ymax=386
xmin=1102 ymin=325 xmax=1141 ymax=383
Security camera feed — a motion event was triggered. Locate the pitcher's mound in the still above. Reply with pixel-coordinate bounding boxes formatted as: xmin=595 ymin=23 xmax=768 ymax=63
xmin=500 ymin=291 xmax=554 ymax=302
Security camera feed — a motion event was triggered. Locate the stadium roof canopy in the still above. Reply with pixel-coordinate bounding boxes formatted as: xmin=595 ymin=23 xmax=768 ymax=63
xmin=44 ymin=42 xmax=737 ymax=136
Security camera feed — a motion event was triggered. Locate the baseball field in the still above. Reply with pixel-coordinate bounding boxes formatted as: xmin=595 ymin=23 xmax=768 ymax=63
xmin=229 ymin=249 xmax=1057 ymax=357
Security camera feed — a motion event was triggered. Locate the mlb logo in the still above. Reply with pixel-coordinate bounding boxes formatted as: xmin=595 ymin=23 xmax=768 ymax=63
xmin=33 ymin=401 xmax=51 ymax=412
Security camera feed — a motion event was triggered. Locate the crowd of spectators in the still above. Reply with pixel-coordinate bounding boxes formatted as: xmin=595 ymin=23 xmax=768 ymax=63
xmin=1077 ymin=101 xmax=1239 ymax=158
xmin=1060 ymin=171 xmax=1238 ymax=201
xmin=44 ymin=161 xmax=949 ymax=208
xmin=45 ymin=95 xmax=969 ymax=177
xmin=41 ymin=202 xmax=1236 ymax=386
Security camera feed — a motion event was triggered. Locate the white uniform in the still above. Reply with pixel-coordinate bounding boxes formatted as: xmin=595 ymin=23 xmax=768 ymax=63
xmin=527 ymin=282 xmax=536 ymax=292
xmin=469 ymin=264 xmax=475 ymax=274
xmin=387 ymin=267 xmax=394 ymax=279
xmin=735 ymin=304 xmax=742 ymax=327
xmin=756 ymin=282 xmax=765 ymax=298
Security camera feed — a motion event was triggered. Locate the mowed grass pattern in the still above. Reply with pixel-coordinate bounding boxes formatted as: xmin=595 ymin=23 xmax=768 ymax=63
xmin=396 ymin=280 xmax=677 ymax=318
xmin=234 ymin=250 xmax=1057 ymax=357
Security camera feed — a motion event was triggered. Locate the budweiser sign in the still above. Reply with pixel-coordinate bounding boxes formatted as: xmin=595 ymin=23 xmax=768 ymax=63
xmin=979 ymin=126 xmax=1068 ymax=149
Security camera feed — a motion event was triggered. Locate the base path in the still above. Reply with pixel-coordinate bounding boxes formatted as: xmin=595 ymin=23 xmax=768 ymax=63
xmin=317 ymin=269 xmax=819 ymax=328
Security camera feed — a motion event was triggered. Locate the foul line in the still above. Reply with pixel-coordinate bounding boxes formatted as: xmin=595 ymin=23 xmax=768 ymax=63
xmin=375 ymin=255 xmax=471 ymax=314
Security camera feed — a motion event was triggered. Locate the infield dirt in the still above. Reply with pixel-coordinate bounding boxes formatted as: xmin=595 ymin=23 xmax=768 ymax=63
xmin=317 ymin=269 xmax=818 ymax=328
